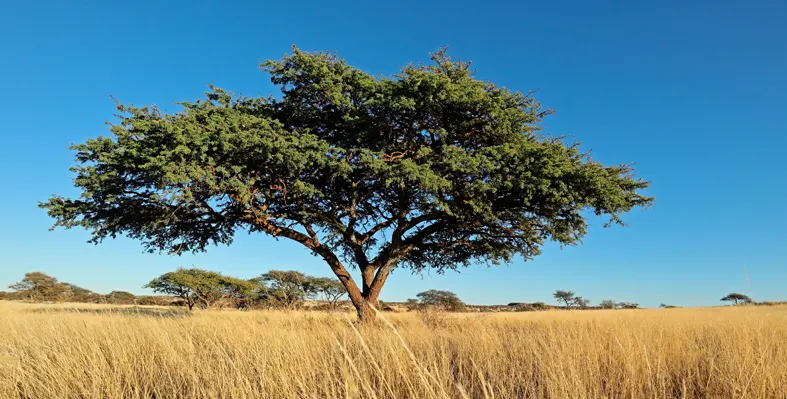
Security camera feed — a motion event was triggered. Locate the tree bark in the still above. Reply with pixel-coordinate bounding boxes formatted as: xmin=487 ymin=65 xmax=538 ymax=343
xmin=357 ymin=298 xmax=379 ymax=322
xmin=353 ymin=264 xmax=393 ymax=322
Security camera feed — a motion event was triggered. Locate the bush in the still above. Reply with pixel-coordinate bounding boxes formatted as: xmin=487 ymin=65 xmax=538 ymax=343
xmin=531 ymin=302 xmax=548 ymax=310
xmin=599 ymin=300 xmax=616 ymax=309
xmin=107 ymin=291 xmax=137 ymax=304
xmin=409 ymin=290 xmax=466 ymax=312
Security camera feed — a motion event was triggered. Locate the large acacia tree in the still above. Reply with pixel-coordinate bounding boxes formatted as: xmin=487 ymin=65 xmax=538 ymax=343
xmin=41 ymin=48 xmax=652 ymax=321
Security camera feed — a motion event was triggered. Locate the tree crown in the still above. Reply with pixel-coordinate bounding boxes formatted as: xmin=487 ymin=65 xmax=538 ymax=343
xmin=413 ymin=289 xmax=465 ymax=311
xmin=41 ymin=48 xmax=652 ymax=277
xmin=553 ymin=290 xmax=575 ymax=300
xmin=721 ymin=293 xmax=752 ymax=302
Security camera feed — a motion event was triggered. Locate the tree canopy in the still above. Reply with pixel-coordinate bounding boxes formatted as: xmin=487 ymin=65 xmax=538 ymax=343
xmin=553 ymin=290 xmax=575 ymax=308
xmin=41 ymin=47 xmax=653 ymax=320
xmin=412 ymin=289 xmax=465 ymax=311
xmin=309 ymin=276 xmax=347 ymax=308
xmin=107 ymin=291 xmax=136 ymax=303
xmin=721 ymin=293 xmax=752 ymax=305
xmin=145 ymin=268 xmax=244 ymax=310
xmin=9 ymin=272 xmax=66 ymax=300
xmin=252 ymin=270 xmax=315 ymax=309
xmin=572 ymin=296 xmax=590 ymax=309
xmin=599 ymin=299 xmax=616 ymax=309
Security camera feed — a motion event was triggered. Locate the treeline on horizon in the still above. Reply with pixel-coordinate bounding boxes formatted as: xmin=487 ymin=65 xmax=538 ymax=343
xmin=2 ymin=270 xmax=776 ymax=311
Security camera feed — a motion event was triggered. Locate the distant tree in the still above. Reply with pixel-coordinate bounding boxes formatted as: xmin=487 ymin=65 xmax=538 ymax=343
xmin=135 ymin=296 xmax=166 ymax=306
xmin=572 ymin=296 xmax=591 ymax=309
xmin=253 ymin=270 xmax=313 ymax=309
xmin=309 ymin=277 xmax=347 ymax=309
xmin=146 ymin=268 xmax=252 ymax=310
xmin=531 ymin=301 xmax=548 ymax=310
xmin=63 ymin=284 xmax=93 ymax=296
xmin=219 ymin=277 xmax=258 ymax=309
xmin=8 ymin=272 xmax=64 ymax=301
xmin=107 ymin=291 xmax=136 ymax=304
xmin=659 ymin=303 xmax=677 ymax=309
xmin=617 ymin=302 xmax=639 ymax=309
xmin=145 ymin=269 xmax=202 ymax=310
xmin=553 ymin=290 xmax=575 ymax=309
xmin=410 ymin=289 xmax=465 ymax=311
xmin=599 ymin=299 xmax=616 ymax=309
xmin=721 ymin=293 xmax=752 ymax=305
xmin=41 ymin=49 xmax=653 ymax=322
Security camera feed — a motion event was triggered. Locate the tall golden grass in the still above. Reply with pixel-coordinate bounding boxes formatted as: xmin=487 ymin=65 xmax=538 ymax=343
xmin=1 ymin=301 xmax=785 ymax=398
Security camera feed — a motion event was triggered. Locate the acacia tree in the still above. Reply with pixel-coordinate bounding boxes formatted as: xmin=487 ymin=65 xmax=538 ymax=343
xmin=411 ymin=289 xmax=465 ymax=311
xmin=107 ymin=291 xmax=136 ymax=304
xmin=599 ymin=299 xmax=616 ymax=309
xmin=144 ymin=268 xmax=231 ymax=310
xmin=9 ymin=272 xmax=66 ymax=301
xmin=572 ymin=296 xmax=590 ymax=309
xmin=219 ymin=277 xmax=258 ymax=309
xmin=145 ymin=269 xmax=197 ymax=310
xmin=553 ymin=290 xmax=575 ymax=309
xmin=41 ymin=48 xmax=652 ymax=321
xmin=253 ymin=270 xmax=314 ymax=309
xmin=721 ymin=293 xmax=752 ymax=305
xmin=617 ymin=302 xmax=639 ymax=309
xmin=309 ymin=277 xmax=347 ymax=309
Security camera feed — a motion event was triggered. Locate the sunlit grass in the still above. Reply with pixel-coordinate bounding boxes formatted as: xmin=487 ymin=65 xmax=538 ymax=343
xmin=1 ymin=301 xmax=785 ymax=398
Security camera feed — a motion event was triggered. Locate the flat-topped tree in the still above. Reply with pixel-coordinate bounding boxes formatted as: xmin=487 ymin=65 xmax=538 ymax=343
xmin=721 ymin=293 xmax=752 ymax=305
xmin=553 ymin=290 xmax=575 ymax=309
xmin=41 ymin=48 xmax=653 ymax=321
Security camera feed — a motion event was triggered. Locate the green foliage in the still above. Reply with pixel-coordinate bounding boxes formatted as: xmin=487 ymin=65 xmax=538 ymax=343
xmin=8 ymin=272 xmax=66 ymax=301
xmin=134 ymin=296 xmax=161 ymax=306
xmin=40 ymin=47 xmax=653 ymax=317
xmin=617 ymin=302 xmax=639 ymax=309
xmin=572 ymin=296 xmax=591 ymax=309
xmin=411 ymin=289 xmax=465 ymax=311
xmin=599 ymin=299 xmax=616 ymax=309
xmin=64 ymin=284 xmax=93 ymax=296
xmin=219 ymin=277 xmax=258 ymax=309
xmin=531 ymin=301 xmax=548 ymax=310
xmin=507 ymin=301 xmax=549 ymax=311
xmin=107 ymin=291 xmax=136 ymax=303
xmin=145 ymin=268 xmax=242 ymax=310
xmin=308 ymin=277 xmax=346 ymax=308
xmin=553 ymin=290 xmax=575 ymax=308
xmin=252 ymin=270 xmax=314 ymax=309
xmin=721 ymin=293 xmax=752 ymax=305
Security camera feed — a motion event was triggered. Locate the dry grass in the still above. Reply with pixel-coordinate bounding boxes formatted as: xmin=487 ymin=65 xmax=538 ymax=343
xmin=1 ymin=301 xmax=786 ymax=398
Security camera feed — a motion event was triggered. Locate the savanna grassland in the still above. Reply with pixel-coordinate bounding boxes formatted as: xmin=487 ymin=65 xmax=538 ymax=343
xmin=1 ymin=301 xmax=786 ymax=399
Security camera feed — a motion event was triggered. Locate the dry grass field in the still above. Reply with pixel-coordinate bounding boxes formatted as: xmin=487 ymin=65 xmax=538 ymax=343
xmin=1 ymin=301 xmax=786 ymax=398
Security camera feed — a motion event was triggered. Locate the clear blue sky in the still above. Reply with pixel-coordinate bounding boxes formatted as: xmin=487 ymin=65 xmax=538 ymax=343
xmin=1 ymin=0 xmax=784 ymax=307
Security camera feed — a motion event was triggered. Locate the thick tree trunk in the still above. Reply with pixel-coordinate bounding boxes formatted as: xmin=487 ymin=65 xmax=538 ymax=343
xmin=357 ymin=298 xmax=378 ymax=322
xmin=320 ymin=249 xmax=394 ymax=323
